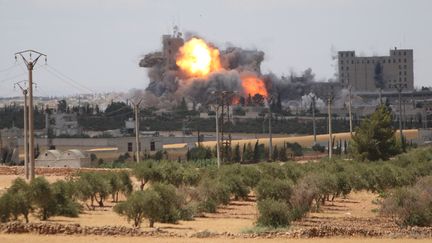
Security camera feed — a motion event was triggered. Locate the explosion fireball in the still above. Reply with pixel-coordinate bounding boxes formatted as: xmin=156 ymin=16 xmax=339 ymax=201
xmin=176 ymin=37 xmax=222 ymax=77
xmin=174 ymin=37 xmax=268 ymax=100
xmin=241 ymin=75 xmax=268 ymax=97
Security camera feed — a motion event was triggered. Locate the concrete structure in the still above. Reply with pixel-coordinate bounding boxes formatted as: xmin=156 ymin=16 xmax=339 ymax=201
xmin=36 ymin=149 xmax=91 ymax=168
xmin=51 ymin=113 xmax=82 ymax=136
xmin=338 ymin=48 xmax=414 ymax=92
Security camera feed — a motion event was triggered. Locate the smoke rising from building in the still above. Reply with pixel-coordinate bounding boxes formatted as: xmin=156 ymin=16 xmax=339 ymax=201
xmin=139 ymin=31 xmax=340 ymax=108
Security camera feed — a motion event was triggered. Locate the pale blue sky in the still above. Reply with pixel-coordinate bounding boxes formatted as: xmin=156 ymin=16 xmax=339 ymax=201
xmin=0 ymin=0 xmax=431 ymax=97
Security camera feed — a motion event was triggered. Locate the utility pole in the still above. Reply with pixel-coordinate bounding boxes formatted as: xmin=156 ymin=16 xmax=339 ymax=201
xmin=328 ymin=94 xmax=334 ymax=159
xmin=15 ymin=50 xmax=47 ymax=180
xmin=310 ymin=93 xmax=317 ymax=144
xmin=348 ymin=85 xmax=353 ymax=138
xmin=210 ymin=90 xmax=236 ymax=167
xmin=215 ymin=105 xmax=221 ymax=168
xmin=131 ymin=99 xmax=143 ymax=163
xmin=15 ymin=81 xmax=29 ymax=179
xmin=394 ymin=83 xmax=404 ymax=150
xmin=268 ymin=105 xmax=273 ymax=161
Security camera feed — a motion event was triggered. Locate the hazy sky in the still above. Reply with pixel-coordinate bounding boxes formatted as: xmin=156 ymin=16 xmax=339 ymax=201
xmin=0 ymin=0 xmax=431 ymax=97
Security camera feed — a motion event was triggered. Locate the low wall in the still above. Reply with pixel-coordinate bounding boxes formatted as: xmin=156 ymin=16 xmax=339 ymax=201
xmin=0 ymin=166 xmax=129 ymax=176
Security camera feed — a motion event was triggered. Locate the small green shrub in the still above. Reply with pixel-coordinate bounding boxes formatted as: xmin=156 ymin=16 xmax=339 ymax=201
xmin=256 ymin=178 xmax=293 ymax=204
xmin=257 ymin=199 xmax=291 ymax=228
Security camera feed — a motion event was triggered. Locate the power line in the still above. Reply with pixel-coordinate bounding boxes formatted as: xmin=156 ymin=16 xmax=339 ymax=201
xmin=0 ymin=72 xmax=27 ymax=84
xmin=45 ymin=64 xmax=95 ymax=93
xmin=38 ymin=65 xmax=91 ymax=94
xmin=0 ymin=63 xmax=18 ymax=73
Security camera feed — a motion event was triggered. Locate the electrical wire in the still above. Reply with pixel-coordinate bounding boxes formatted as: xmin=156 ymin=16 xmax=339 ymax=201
xmin=0 ymin=63 xmax=18 ymax=73
xmin=38 ymin=65 xmax=91 ymax=94
xmin=45 ymin=64 xmax=96 ymax=94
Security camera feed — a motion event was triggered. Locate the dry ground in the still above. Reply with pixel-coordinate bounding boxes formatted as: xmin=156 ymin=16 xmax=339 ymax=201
xmin=200 ymin=129 xmax=419 ymax=148
xmin=1 ymin=174 xmax=381 ymax=234
xmin=0 ymin=161 xmax=428 ymax=241
xmin=1 ymin=234 xmax=431 ymax=243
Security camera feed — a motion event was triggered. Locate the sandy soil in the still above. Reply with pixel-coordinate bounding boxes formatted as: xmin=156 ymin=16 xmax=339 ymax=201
xmin=0 ymin=174 xmax=430 ymax=241
xmin=0 ymin=172 xmax=379 ymax=234
xmin=0 ymin=234 xmax=430 ymax=243
xmin=200 ymin=130 xmax=418 ymax=148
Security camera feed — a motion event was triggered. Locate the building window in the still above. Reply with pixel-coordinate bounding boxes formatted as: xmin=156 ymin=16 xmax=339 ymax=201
xmin=404 ymin=59 xmax=407 ymax=63
xmin=127 ymin=142 xmax=133 ymax=152
xmin=404 ymin=71 xmax=407 ymax=75
xmin=399 ymin=71 xmax=402 ymax=75
xmin=404 ymin=65 xmax=407 ymax=69
xmin=399 ymin=65 xmax=401 ymax=69
xmin=367 ymin=60 xmax=369 ymax=64
xmin=340 ymin=60 xmax=344 ymax=64
xmin=399 ymin=59 xmax=401 ymax=63
xmin=404 ymin=52 xmax=406 ymax=55
xmin=150 ymin=141 xmax=156 ymax=151
xmin=404 ymin=77 xmax=407 ymax=81
xmin=383 ymin=60 xmax=386 ymax=63
xmin=351 ymin=60 xmax=354 ymax=64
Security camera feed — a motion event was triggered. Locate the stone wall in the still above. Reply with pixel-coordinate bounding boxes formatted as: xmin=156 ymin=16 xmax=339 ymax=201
xmin=0 ymin=166 xmax=129 ymax=176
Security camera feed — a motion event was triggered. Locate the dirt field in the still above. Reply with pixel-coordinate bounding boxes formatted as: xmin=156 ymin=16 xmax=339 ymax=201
xmin=0 ymin=162 xmax=430 ymax=241
xmin=1 ymin=234 xmax=431 ymax=243
xmin=200 ymin=129 xmax=419 ymax=148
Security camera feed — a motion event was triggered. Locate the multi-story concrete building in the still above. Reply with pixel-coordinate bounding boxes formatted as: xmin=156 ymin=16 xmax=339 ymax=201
xmin=338 ymin=48 xmax=414 ymax=92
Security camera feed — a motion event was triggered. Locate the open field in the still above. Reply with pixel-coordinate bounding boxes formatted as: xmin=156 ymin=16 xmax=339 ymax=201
xmin=2 ymin=174 xmax=428 ymax=241
xmin=200 ymin=129 xmax=419 ymax=148
xmin=1 ymin=234 xmax=431 ymax=243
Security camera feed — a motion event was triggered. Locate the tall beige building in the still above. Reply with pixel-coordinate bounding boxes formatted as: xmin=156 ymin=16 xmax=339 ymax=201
xmin=338 ymin=48 xmax=414 ymax=92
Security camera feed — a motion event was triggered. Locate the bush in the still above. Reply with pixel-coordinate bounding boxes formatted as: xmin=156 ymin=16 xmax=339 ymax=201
xmin=257 ymin=199 xmax=291 ymax=228
xmin=30 ymin=177 xmax=57 ymax=220
xmin=151 ymin=183 xmax=182 ymax=223
xmin=106 ymin=171 xmax=133 ymax=202
xmin=312 ymin=143 xmax=325 ymax=153
xmin=381 ymin=176 xmax=432 ymax=227
xmin=114 ymin=190 xmax=162 ymax=227
xmin=75 ymin=172 xmax=110 ymax=209
xmin=133 ymin=160 xmax=161 ymax=190
xmin=256 ymin=178 xmax=293 ymax=204
xmin=196 ymin=178 xmax=230 ymax=213
xmin=187 ymin=146 xmax=212 ymax=160
xmin=286 ymin=142 xmax=303 ymax=156
xmin=219 ymin=165 xmax=250 ymax=200
xmin=51 ymin=180 xmax=80 ymax=217
xmin=4 ymin=178 xmax=32 ymax=222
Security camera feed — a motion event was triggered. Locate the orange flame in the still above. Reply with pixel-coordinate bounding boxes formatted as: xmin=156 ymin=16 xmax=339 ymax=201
xmin=176 ymin=37 xmax=222 ymax=77
xmin=241 ymin=75 xmax=268 ymax=97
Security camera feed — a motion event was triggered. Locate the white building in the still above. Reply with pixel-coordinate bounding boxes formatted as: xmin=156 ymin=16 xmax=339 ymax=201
xmin=36 ymin=149 xmax=91 ymax=168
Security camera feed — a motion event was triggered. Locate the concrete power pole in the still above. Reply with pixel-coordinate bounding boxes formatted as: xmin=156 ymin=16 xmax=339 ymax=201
xmin=394 ymin=83 xmax=404 ymax=149
xmin=15 ymin=81 xmax=29 ymax=179
xmin=215 ymin=106 xmax=221 ymax=168
xmin=268 ymin=109 xmax=273 ymax=161
xmin=132 ymin=99 xmax=143 ymax=163
xmin=310 ymin=94 xmax=317 ymax=144
xmin=328 ymin=95 xmax=333 ymax=159
xmin=348 ymin=86 xmax=353 ymax=137
xmin=15 ymin=50 xmax=47 ymax=180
